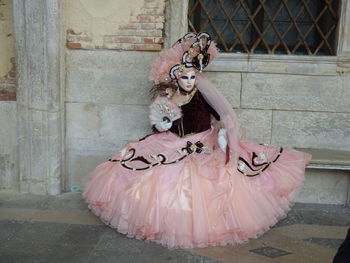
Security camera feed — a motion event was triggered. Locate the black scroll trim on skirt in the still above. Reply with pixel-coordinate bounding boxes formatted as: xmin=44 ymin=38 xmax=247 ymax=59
xmin=237 ymin=147 xmax=283 ymax=177
xmin=108 ymin=141 xmax=207 ymax=171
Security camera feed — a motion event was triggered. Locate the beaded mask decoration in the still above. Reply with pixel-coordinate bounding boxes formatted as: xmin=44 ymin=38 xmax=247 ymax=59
xmin=150 ymin=32 xmax=219 ymax=84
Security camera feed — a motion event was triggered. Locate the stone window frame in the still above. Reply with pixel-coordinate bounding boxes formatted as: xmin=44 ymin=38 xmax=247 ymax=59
xmin=165 ymin=0 xmax=350 ymax=77
xmin=188 ymin=0 xmax=340 ymax=56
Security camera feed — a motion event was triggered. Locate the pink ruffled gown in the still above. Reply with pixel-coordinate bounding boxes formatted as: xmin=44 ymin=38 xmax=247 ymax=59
xmin=83 ymin=90 xmax=311 ymax=248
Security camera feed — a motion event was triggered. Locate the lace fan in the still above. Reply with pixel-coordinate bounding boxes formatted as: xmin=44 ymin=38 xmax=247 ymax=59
xmin=149 ymin=97 xmax=182 ymax=125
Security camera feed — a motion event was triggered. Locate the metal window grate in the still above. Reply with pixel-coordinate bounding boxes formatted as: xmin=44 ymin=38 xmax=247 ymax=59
xmin=188 ymin=0 xmax=340 ymax=55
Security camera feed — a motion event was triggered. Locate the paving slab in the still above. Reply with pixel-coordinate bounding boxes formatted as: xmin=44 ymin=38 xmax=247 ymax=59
xmin=0 ymin=219 xmax=24 ymax=244
xmin=276 ymin=203 xmax=350 ymax=227
xmin=39 ymin=244 xmax=95 ymax=263
xmin=0 ymin=193 xmax=56 ymax=210
xmin=0 ymin=192 xmax=87 ymax=211
xmin=0 ymin=192 xmax=349 ymax=263
xmin=95 ymin=229 xmax=145 ymax=252
xmin=87 ymin=249 xmax=141 ymax=263
xmin=58 ymin=224 xmax=106 ymax=246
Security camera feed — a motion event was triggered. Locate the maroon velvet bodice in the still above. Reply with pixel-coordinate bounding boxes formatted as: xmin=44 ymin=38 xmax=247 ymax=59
xmin=169 ymin=91 xmax=220 ymax=137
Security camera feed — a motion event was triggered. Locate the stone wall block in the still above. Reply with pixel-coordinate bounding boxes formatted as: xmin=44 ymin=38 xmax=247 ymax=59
xmin=271 ymin=111 xmax=350 ymax=150
xmin=66 ymin=51 xmax=155 ymax=105
xmin=30 ymin=136 xmax=48 ymax=181
xmin=241 ymin=73 xmax=345 ymax=112
xmin=100 ymin=105 xmax=151 ymax=142
xmin=208 ymin=56 xmax=248 ymax=73
xmin=337 ymin=0 xmax=350 ymax=55
xmin=235 ymin=109 xmax=272 ymax=144
xmin=31 ymin=110 xmax=47 ymax=136
xmin=47 ymin=111 xmax=61 ymax=135
xmin=296 ymin=169 xmax=349 ymax=204
xmin=47 ymin=133 xmax=62 ymax=195
xmin=247 ymin=58 xmax=338 ymax=76
xmin=67 ymin=153 xmax=110 ymax=188
xmin=28 ymin=181 xmax=47 ymax=195
xmin=65 ymin=67 xmax=96 ymax=102
xmin=66 ymin=137 xmax=126 ymax=188
xmin=164 ymin=0 xmax=188 ymax=48
xmin=0 ymin=154 xmax=14 ymax=189
xmin=96 ymin=71 xmax=151 ymax=105
xmin=67 ymin=137 xmax=125 ymax=155
xmin=204 ymin=72 xmax=241 ymax=107
xmin=47 ymin=1 xmax=63 ymax=112
xmin=0 ymin=101 xmax=17 ymax=189
xmin=66 ymin=103 xmax=100 ymax=139
xmin=339 ymin=74 xmax=350 ymax=110
xmin=31 ymin=110 xmax=62 ymax=137
xmin=0 ymin=102 xmax=17 ymax=142
xmin=67 ymin=50 xmax=157 ymax=72
xmin=67 ymin=68 xmax=151 ymax=105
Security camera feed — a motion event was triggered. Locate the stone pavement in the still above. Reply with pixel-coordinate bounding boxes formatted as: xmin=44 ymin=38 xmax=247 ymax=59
xmin=0 ymin=192 xmax=349 ymax=263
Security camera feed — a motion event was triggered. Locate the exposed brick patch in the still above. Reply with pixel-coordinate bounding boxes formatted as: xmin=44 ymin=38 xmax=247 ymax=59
xmin=67 ymin=42 xmax=82 ymax=49
xmin=102 ymin=42 xmax=162 ymax=51
xmin=66 ymin=30 xmax=92 ymax=44
xmin=140 ymin=23 xmax=156 ymax=30
xmin=134 ymin=43 xmax=162 ymax=51
xmin=135 ymin=14 xmax=164 ymax=23
xmin=144 ymin=9 xmax=164 ymax=15
xmin=0 ymin=57 xmax=16 ymax=101
xmin=119 ymin=23 xmax=142 ymax=30
xmin=143 ymin=37 xmax=154 ymax=44
xmin=118 ymin=29 xmax=163 ymax=37
xmin=66 ymin=0 xmax=165 ymax=51
xmin=0 ymin=89 xmax=16 ymax=101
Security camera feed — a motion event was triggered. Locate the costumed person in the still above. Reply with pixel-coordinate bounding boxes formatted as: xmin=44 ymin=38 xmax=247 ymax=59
xmin=83 ymin=32 xmax=312 ymax=248
xmin=333 ymin=228 xmax=350 ymax=263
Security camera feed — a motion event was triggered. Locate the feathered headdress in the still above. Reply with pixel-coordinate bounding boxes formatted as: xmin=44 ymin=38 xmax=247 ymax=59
xmin=150 ymin=32 xmax=219 ymax=84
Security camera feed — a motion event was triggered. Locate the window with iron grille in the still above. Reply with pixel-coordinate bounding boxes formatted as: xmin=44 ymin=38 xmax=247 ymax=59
xmin=188 ymin=0 xmax=340 ymax=55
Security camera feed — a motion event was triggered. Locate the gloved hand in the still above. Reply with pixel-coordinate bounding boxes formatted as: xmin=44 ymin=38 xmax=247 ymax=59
xmin=155 ymin=120 xmax=172 ymax=132
xmin=218 ymin=128 xmax=227 ymax=153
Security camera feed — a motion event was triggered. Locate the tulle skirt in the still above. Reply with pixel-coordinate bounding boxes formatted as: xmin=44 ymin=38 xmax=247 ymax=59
xmin=83 ymin=128 xmax=311 ymax=248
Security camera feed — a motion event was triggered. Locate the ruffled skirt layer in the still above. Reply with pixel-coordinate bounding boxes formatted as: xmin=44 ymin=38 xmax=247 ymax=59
xmin=83 ymin=129 xmax=311 ymax=248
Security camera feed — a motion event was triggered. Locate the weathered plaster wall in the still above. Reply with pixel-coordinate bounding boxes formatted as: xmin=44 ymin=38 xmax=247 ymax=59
xmin=65 ymin=0 xmax=164 ymax=50
xmin=0 ymin=0 xmax=14 ymax=79
xmin=0 ymin=0 xmax=16 ymax=101
xmin=0 ymin=0 xmax=17 ymax=191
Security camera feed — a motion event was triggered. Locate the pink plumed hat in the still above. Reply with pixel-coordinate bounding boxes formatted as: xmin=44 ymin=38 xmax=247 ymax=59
xmin=150 ymin=32 xmax=219 ymax=84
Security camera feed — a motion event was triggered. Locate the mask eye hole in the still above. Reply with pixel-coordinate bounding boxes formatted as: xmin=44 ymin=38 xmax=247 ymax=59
xmin=180 ymin=76 xmax=188 ymax=80
xmin=191 ymin=76 xmax=195 ymax=79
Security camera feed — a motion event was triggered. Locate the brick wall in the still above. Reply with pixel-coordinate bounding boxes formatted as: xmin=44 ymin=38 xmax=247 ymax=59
xmin=67 ymin=0 xmax=165 ymax=51
xmin=0 ymin=57 xmax=16 ymax=101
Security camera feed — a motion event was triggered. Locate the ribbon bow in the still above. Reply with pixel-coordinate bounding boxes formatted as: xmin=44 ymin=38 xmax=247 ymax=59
xmin=184 ymin=141 xmax=205 ymax=154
